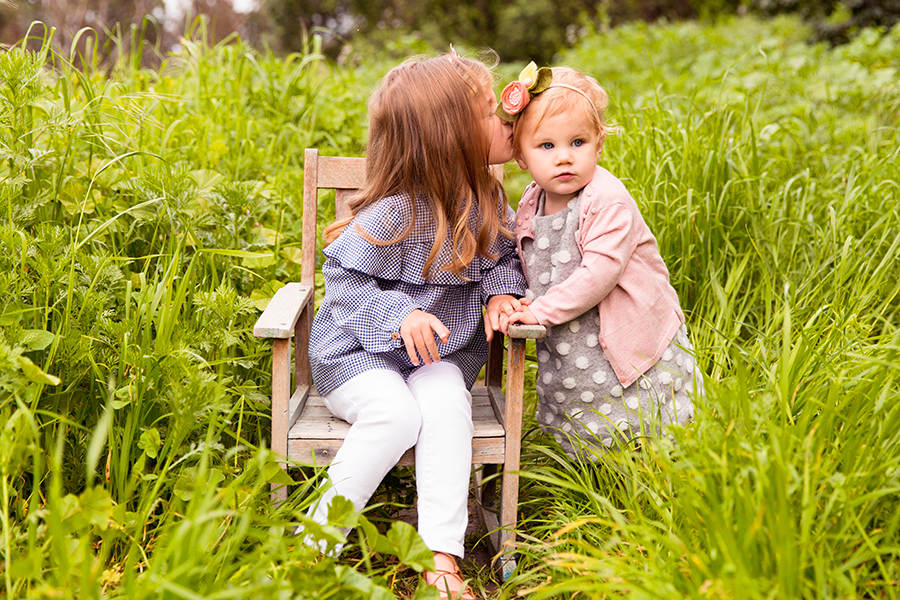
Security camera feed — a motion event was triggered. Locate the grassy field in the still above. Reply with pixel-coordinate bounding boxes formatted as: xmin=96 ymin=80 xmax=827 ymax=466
xmin=1 ymin=14 xmax=899 ymax=599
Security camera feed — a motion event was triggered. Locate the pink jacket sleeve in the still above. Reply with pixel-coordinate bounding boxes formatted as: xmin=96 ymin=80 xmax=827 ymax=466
xmin=528 ymin=201 xmax=637 ymax=326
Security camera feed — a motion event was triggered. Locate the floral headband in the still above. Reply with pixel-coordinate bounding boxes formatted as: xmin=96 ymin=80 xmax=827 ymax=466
xmin=497 ymin=62 xmax=599 ymax=123
xmin=496 ymin=62 xmax=552 ymax=123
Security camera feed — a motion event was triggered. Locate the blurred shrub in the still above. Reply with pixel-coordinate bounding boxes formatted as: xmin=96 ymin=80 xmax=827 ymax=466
xmin=753 ymin=0 xmax=900 ymax=43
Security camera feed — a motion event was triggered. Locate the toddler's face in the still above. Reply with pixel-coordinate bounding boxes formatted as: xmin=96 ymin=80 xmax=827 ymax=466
xmin=483 ymin=88 xmax=515 ymax=165
xmin=516 ymin=109 xmax=601 ymax=210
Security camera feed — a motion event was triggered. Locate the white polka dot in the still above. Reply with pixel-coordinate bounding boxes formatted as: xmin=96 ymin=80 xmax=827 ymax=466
xmin=525 ymin=289 xmax=535 ymax=301
xmin=581 ymin=391 xmax=594 ymax=402
xmin=554 ymin=392 xmax=566 ymax=403
xmin=609 ymin=385 xmax=623 ymax=397
xmin=536 ymin=385 xmax=543 ymax=396
xmin=537 ymin=237 xmax=550 ymax=250
xmin=552 ymin=217 xmax=565 ymax=230
xmin=626 ymin=396 xmax=640 ymax=410
xmin=563 ymin=378 xmax=576 ymax=389
xmin=568 ymin=320 xmax=581 ymax=333
xmin=539 ymin=272 xmax=551 ymax=285
xmin=562 ymin=422 xmax=572 ymax=432
xmin=675 ymin=354 xmax=684 ymax=367
xmin=658 ymin=371 xmax=673 ymax=385
xmin=527 ymin=254 xmax=536 ymax=266
xmin=543 ymin=412 xmax=554 ymax=425
xmin=575 ymin=356 xmax=590 ymax=370
xmin=567 ymin=198 xmax=578 ymax=209
xmin=586 ymin=421 xmax=599 ymax=434
xmin=548 ymin=403 xmax=560 ymax=415
xmin=616 ymin=418 xmax=630 ymax=431
xmin=557 ymin=250 xmax=571 ymax=264
xmin=602 ymin=437 xmax=614 ymax=447
xmin=661 ymin=348 xmax=674 ymax=361
xmin=599 ymin=403 xmax=612 ymax=415
xmin=555 ymin=359 xmax=562 ymax=370
xmin=592 ymin=371 xmax=607 ymax=385
xmin=594 ymin=316 xmax=601 ymax=326
xmin=538 ymin=350 xmax=550 ymax=363
xmin=674 ymin=378 xmax=683 ymax=392
xmin=586 ymin=334 xmax=599 ymax=348
xmin=543 ymin=373 xmax=553 ymax=384
xmin=685 ymin=357 xmax=694 ymax=373
xmin=556 ymin=343 xmax=571 ymax=356
xmin=549 ymin=269 xmax=558 ymax=283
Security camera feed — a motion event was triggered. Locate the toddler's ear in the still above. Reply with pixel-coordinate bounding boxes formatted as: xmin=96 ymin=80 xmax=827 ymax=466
xmin=515 ymin=155 xmax=528 ymax=170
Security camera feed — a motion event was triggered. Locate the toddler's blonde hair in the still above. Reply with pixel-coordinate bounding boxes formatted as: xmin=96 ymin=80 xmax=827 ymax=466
xmin=513 ymin=67 xmax=610 ymax=154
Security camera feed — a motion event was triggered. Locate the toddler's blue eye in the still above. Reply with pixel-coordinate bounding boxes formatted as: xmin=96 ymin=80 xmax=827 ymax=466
xmin=541 ymin=142 xmax=554 ymax=150
xmin=573 ymin=139 xmax=584 ymax=147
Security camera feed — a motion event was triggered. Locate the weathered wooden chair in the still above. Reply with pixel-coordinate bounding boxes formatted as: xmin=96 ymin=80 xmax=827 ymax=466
xmin=253 ymin=148 xmax=545 ymax=578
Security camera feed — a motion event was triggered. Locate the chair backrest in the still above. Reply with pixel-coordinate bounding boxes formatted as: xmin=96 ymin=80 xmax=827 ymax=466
xmin=301 ymin=148 xmax=366 ymax=286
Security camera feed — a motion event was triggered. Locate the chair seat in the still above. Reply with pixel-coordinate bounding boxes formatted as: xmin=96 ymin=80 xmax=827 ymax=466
xmin=287 ymin=386 xmax=508 ymax=466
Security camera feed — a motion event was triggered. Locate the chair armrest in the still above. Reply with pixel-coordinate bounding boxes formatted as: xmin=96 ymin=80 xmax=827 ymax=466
xmin=253 ymin=282 xmax=314 ymax=339
xmin=507 ymin=324 xmax=547 ymax=340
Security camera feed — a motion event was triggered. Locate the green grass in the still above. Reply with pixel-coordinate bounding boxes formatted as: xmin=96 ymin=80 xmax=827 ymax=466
xmin=1 ymin=13 xmax=899 ymax=599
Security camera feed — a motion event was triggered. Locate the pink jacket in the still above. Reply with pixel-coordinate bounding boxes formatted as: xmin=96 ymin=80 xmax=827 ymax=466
xmin=515 ymin=165 xmax=684 ymax=387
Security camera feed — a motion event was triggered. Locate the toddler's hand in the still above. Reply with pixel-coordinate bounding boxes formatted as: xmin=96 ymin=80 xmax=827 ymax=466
xmin=485 ymin=295 xmax=523 ymax=341
xmin=507 ymin=305 xmax=539 ymax=326
xmin=400 ymin=309 xmax=450 ymax=366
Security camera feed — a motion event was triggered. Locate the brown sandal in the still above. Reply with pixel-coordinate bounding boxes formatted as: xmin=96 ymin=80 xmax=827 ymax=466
xmin=423 ymin=552 xmax=477 ymax=600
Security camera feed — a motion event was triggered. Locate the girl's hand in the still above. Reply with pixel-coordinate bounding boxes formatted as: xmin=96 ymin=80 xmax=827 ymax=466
xmin=485 ymin=295 xmax=523 ymax=341
xmin=400 ymin=309 xmax=451 ymax=366
xmin=507 ymin=305 xmax=539 ymax=326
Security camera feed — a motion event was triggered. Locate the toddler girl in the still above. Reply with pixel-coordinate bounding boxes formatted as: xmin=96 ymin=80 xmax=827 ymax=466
xmin=502 ymin=65 xmax=702 ymax=457
xmin=306 ymin=53 xmax=526 ymax=599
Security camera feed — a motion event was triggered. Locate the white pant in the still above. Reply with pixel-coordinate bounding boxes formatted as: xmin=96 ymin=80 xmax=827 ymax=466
xmin=307 ymin=362 xmax=474 ymax=557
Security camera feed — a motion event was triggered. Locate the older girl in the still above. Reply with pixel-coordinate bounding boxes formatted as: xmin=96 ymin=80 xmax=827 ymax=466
xmin=306 ymin=53 xmax=526 ymax=600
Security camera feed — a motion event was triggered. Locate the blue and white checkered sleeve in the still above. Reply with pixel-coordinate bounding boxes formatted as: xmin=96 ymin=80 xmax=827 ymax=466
xmin=322 ymin=257 xmax=419 ymax=353
xmin=479 ymin=231 xmax=528 ymax=305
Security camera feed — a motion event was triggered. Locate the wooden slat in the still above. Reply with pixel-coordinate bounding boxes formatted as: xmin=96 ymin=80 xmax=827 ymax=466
xmin=508 ymin=323 xmax=547 ymax=339
xmin=335 ymin=189 xmax=355 ymax=221
xmin=317 ymin=156 xmax=366 ymax=189
xmin=288 ymin=385 xmax=311 ymax=431
xmin=294 ymin=296 xmax=313 ymax=388
xmin=253 ymin=283 xmax=313 ymax=339
xmin=289 ymin=437 xmax=506 ymax=467
xmin=302 ymin=149 xmax=320 ymax=286
xmin=288 ymin=392 xmax=505 ymax=441
xmin=271 ymin=338 xmax=291 ymax=461
xmin=486 ymin=386 xmax=506 ymax=429
xmin=485 ymin=333 xmax=504 ymax=388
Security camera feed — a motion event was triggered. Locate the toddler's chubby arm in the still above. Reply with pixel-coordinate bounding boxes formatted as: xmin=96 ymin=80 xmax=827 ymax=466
xmin=400 ymin=309 xmax=450 ymax=366
xmin=506 ymin=304 xmax=539 ymax=326
xmin=485 ymin=295 xmax=524 ymax=341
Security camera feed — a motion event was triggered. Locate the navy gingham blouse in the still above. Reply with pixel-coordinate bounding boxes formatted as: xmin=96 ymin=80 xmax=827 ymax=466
xmin=309 ymin=192 xmax=528 ymax=396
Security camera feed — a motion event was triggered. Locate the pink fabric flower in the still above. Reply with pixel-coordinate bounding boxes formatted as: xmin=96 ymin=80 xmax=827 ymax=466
xmin=501 ymin=81 xmax=530 ymax=115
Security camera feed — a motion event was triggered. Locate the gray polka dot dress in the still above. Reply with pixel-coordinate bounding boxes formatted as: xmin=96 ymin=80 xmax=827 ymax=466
xmin=522 ymin=193 xmax=702 ymax=458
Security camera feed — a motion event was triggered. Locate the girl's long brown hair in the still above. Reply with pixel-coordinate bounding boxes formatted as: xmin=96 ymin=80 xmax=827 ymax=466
xmin=323 ymin=54 xmax=511 ymax=279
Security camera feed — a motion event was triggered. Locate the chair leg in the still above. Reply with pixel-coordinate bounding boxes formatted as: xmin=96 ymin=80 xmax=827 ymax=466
xmin=498 ymin=469 xmax=519 ymax=580
xmin=271 ymin=338 xmax=291 ymax=504
xmin=497 ymin=337 xmax=527 ymax=580
xmin=271 ymin=483 xmax=288 ymax=503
